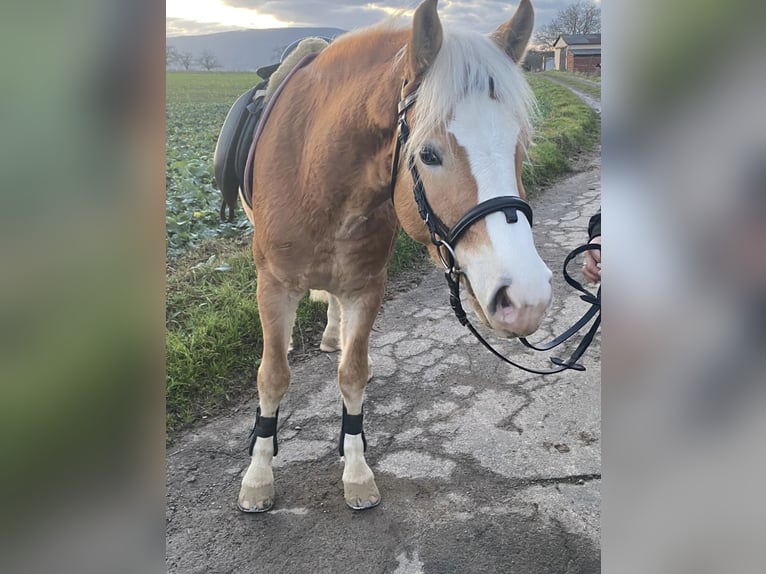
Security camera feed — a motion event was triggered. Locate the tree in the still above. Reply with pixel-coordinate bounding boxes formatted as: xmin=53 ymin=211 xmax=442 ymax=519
xmin=166 ymin=45 xmax=179 ymax=69
xmin=177 ymin=51 xmax=194 ymax=71
xmin=535 ymin=0 xmax=601 ymax=47
xmin=197 ymin=50 xmax=221 ymax=71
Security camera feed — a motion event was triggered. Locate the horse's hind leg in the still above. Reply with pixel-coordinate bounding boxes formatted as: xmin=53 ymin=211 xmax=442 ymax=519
xmin=308 ymin=290 xmax=341 ymax=352
xmin=238 ymin=273 xmax=301 ymax=513
xmin=336 ymin=279 xmax=384 ymax=509
xmin=320 ymin=293 xmax=341 ymax=352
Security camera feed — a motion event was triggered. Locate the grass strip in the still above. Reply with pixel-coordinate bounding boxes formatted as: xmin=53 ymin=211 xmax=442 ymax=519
xmin=523 ymin=74 xmax=600 ymax=190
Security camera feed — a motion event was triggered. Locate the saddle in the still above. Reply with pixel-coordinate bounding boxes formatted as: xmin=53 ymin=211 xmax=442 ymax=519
xmin=213 ymin=65 xmax=272 ymax=222
xmin=213 ymin=38 xmax=331 ymax=222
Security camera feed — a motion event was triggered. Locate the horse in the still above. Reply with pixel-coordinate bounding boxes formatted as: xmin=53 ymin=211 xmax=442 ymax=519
xmin=236 ymin=0 xmax=552 ymax=513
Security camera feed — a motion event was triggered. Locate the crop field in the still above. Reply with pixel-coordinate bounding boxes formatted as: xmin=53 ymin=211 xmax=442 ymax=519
xmin=166 ymin=72 xmax=261 ymax=257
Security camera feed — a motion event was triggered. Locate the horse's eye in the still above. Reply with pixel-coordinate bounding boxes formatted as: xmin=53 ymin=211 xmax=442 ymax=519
xmin=419 ymin=146 xmax=442 ymax=166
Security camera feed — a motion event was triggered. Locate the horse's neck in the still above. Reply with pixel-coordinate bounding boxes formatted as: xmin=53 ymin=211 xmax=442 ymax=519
xmin=301 ymin=36 xmax=407 ymax=208
xmin=316 ymin=30 xmax=408 ymax=132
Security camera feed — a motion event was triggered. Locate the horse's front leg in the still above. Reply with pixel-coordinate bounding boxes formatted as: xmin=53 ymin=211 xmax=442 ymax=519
xmin=238 ymin=273 xmax=301 ymax=513
xmin=337 ymin=282 xmax=384 ymax=509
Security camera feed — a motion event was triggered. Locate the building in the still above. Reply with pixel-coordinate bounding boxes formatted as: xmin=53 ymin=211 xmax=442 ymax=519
xmin=552 ymin=34 xmax=601 ymax=76
xmin=522 ymin=50 xmax=554 ymax=72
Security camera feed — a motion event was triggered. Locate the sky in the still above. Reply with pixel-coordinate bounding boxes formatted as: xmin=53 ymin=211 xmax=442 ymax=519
xmin=166 ymin=0 xmax=599 ymax=38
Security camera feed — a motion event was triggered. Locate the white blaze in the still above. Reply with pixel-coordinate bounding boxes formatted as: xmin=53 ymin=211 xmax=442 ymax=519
xmin=448 ymin=95 xmax=552 ymax=311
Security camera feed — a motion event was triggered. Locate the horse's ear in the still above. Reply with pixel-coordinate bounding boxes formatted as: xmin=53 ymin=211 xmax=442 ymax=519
xmin=408 ymin=0 xmax=443 ymax=80
xmin=491 ymin=0 xmax=534 ymax=63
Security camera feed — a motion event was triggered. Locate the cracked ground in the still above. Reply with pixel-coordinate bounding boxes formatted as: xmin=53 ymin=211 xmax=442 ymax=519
xmin=166 ymin=149 xmax=601 ymax=574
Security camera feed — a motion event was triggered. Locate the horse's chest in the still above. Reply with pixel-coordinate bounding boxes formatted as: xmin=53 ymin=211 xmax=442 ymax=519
xmin=334 ymin=214 xmax=372 ymax=241
xmin=259 ymin=206 xmax=397 ymax=292
xmin=323 ymin=210 xmax=397 ymax=278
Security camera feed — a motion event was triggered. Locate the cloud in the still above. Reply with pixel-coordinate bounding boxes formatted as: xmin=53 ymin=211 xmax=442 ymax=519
xmin=221 ymin=0 xmax=394 ymax=30
xmin=166 ymin=17 xmax=251 ymax=37
xmin=217 ymin=1 xmax=575 ymax=32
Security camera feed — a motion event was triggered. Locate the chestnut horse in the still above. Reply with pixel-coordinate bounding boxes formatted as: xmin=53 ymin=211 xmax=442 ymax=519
xmin=237 ymin=0 xmax=552 ymax=512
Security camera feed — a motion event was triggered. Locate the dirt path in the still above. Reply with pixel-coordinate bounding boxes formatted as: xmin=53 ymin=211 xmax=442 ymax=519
xmin=167 ymin=151 xmax=601 ymax=573
xmin=557 ymin=74 xmax=600 ymax=90
xmin=542 ymin=74 xmax=601 ymax=115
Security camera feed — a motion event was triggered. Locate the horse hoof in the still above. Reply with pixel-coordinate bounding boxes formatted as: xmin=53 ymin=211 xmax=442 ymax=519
xmin=345 ymin=494 xmax=381 ymax=510
xmin=237 ymin=498 xmax=274 ymax=513
xmin=343 ymin=478 xmax=380 ymax=511
xmin=238 ymin=479 xmax=275 ymax=513
xmin=319 ymin=337 xmax=340 ymax=353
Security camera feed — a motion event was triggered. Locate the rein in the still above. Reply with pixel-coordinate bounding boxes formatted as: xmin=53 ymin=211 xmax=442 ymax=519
xmin=390 ymin=82 xmax=601 ymax=376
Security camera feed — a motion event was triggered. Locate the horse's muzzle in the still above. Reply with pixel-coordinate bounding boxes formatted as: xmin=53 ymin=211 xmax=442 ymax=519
xmin=488 ymin=284 xmax=551 ymax=337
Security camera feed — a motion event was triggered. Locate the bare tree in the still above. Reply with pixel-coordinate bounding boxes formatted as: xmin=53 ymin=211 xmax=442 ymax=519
xmin=177 ymin=51 xmax=194 ymax=71
xmin=197 ymin=50 xmax=221 ymax=71
xmin=535 ymin=0 xmax=601 ymax=47
xmin=166 ymin=45 xmax=179 ymax=69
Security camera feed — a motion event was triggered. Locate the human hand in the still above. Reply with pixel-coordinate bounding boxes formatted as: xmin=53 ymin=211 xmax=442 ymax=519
xmin=582 ymin=236 xmax=601 ymax=283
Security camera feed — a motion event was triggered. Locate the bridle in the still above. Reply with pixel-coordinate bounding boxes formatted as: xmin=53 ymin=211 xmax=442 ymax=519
xmin=390 ymin=81 xmax=601 ymax=376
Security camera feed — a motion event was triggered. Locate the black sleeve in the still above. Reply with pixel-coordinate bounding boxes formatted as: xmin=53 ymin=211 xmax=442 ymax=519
xmin=587 ymin=210 xmax=601 ymax=240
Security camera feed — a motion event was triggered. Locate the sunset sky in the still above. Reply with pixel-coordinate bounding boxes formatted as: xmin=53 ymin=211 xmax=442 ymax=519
xmin=167 ymin=0 xmax=600 ymax=37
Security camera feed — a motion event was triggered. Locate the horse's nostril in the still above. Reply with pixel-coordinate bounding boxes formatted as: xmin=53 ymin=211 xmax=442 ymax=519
xmin=493 ymin=286 xmax=513 ymax=314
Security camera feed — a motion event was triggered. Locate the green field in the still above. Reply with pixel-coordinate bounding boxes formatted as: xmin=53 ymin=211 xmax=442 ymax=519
xmin=166 ymin=72 xmax=260 ymax=257
xmin=165 ymin=71 xmax=599 ymax=438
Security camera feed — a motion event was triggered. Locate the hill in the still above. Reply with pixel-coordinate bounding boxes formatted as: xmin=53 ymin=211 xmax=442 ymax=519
xmin=167 ymin=28 xmax=346 ymax=71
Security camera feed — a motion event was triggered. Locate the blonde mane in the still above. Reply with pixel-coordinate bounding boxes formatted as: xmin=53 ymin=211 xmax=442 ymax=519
xmin=403 ymin=28 xmax=534 ymax=158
